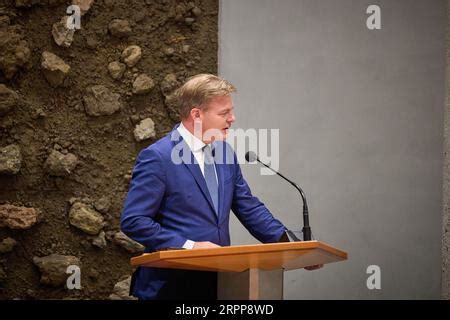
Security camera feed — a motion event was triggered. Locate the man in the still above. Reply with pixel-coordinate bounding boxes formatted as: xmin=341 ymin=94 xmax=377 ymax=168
xmin=121 ymin=74 xmax=317 ymax=300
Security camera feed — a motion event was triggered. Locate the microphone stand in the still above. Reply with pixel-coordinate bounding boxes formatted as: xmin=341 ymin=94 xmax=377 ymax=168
xmin=252 ymin=156 xmax=312 ymax=241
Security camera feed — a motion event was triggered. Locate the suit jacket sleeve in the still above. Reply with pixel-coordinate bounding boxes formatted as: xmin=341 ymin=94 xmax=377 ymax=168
xmin=231 ymin=153 xmax=287 ymax=243
xmin=120 ymin=147 xmax=187 ymax=251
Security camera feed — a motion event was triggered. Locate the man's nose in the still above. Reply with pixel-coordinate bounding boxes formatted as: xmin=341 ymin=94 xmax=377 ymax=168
xmin=228 ymin=112 xmax=236 ymax=123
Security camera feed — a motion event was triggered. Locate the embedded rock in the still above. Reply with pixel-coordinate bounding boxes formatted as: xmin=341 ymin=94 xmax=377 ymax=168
xmin=33 ymin=254 xmax=80 ymax=286
xmin=0 ymin=237 xmax=17 ymax=254
xmin=83 ymin=85 xmax=122 ymax=116
xmin=0 ymin=144 xmax=21 ymax=175
xmin=108 ymin=276 xmax=136 ymax=300
xmin=0 ymin=27 xmax=32 ymax=79
xmin=132 ymin=74 xmax=155 ymax=95
xmin=41 ymin=51 xmax=70 ymax=87
xmin=92 ymin=230 xmax=107 ymax=249
xmin=0 ymin=204 xmax=39 ymax=230
xmin=113 ymin=231 xmax=144 ymax=253
xmin=52 ymin=16 xmax=75 ymax=47
xmin=108 ymin=19 xmax=131 ymax=38
xmin=45 ymin=150 xmax=78 ymax=176
xmin=107 ymin=61 xmax=126 ymax=80
xmin=94 ymin=197 xmax=111 ymax=214
xmin=133 ymin=118 xmax=156 ymax=142
xmin=69 ymin=202 xmax=104 ymax=235
xmin=72 ymin=0 xmax=94 ymax=16
xmin=121 ymin=45 xmax=142 ymax=67
xmin=160 ymin=73 xmax=179 ymax=96
xmin=0 ymin=84 xmax=19 ymax=116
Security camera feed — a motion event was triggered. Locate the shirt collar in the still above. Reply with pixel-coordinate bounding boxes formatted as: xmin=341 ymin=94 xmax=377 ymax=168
xmin=177 ymin=122 xmax=206 ymax=153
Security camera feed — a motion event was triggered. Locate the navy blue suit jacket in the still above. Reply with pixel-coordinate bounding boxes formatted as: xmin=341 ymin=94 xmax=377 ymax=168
xmin=120 ymin=124 xmax=286 ymax=299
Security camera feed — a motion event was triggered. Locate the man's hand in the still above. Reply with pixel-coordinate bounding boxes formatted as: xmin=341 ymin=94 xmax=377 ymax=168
xmin=304 ymin=264 xmax=324 ymax=271
xmin=193 ymin=241 xmax=221 ymax=249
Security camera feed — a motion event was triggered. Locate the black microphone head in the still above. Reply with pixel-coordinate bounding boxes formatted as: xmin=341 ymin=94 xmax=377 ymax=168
xmin=245 ymin=151 xmax=257 ymax=163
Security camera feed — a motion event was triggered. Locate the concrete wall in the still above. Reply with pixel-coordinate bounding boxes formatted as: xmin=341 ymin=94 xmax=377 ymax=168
xmin=443 ymin=0 xmax=450 ymax=301
xmin=219 ymin=0 xmax=446 ymax=299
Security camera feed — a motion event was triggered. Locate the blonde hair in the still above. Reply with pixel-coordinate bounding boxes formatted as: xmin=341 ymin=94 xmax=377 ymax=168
xmin=176 ymin=74 xmax=236 ymax=119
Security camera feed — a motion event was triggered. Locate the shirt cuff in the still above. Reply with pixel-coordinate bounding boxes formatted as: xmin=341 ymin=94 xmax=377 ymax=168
xmin=182 ymin=239 xmax=195 ymax=249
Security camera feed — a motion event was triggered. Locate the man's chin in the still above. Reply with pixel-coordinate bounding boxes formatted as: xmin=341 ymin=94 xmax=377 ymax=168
xmin=203 ymin=129 xmax=228 ymax=143
xmin=217 ymin=130 xmax=230 ymax=140
xmin=210 ymin=134 xmax=226 ymax=142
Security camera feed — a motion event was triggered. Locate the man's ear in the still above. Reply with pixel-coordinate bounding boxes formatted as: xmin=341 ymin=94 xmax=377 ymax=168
xmin=190 ymin=107 xmax=201 ymax=120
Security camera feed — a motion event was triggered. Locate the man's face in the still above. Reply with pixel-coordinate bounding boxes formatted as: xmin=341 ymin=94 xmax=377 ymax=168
xmin=197 ymin=95 xmax=235 ymax=143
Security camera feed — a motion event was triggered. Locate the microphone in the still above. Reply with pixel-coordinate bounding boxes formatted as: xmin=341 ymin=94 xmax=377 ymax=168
xmin=245 ymin=151 xmax=312 ymax=241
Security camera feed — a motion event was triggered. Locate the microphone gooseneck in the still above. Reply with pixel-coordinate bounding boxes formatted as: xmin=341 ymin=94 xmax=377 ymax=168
xmin=244 ymin=151 xmax=312 ymax=241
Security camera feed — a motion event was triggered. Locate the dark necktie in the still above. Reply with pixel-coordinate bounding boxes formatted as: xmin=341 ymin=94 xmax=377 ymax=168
xmin=203 ymin=144 xmax=219 ymax=215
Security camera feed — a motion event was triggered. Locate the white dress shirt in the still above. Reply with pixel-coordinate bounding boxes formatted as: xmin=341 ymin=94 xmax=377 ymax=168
xmin=177 ymin=122 xmax=206 ymax=175
xmin=177 ymin=122 xmax=218 ymax=249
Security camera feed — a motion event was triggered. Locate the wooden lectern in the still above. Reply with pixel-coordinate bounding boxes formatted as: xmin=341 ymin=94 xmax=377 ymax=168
xmin=131 ymin=240 xmax=347 ymax=300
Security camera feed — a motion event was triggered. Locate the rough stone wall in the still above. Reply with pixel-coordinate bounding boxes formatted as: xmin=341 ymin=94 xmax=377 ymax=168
xmin=0 ymin=0 xmax=217 ymax=299
xmin=444 ymin=0 xmax=450 ymax=301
